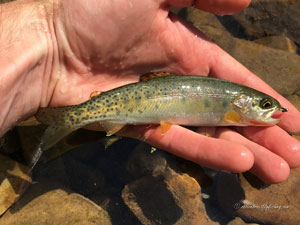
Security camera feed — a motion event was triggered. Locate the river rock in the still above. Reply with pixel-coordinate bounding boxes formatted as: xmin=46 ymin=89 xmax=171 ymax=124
xmin=126 ymin=143 xmax=167 ymax=178
xmin=287 ymin=95 xmax=300 ymax=111
xmin=0 ymin=154 xmax=31 ymax=216
xmin=220 ymin=0 xmax=300 ymax=47
xmin=227 ymin=217 xmax=258 ymax=225
xmin=0 ymin=182 xmax=112 ymax=225
xmin=184 ymin=7 xmax=300 ymax=96
xmin=122 ymin=168 xmax=218 ymax=225
xmin=253 ymin=36 xmax=298 ymax=53
xmin=216 ymin=168 xmax=300 ymax=225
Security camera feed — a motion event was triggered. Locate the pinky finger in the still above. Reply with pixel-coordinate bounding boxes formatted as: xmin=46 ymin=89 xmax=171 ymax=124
xmin=216 ymin=128 xmax=290 ymax=184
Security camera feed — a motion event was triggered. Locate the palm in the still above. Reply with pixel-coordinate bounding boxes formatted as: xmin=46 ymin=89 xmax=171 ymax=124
xmin=47 ymin=0 xmax=300 ymax=184
xmin=49 ymin=0 xmax=212 ymax=106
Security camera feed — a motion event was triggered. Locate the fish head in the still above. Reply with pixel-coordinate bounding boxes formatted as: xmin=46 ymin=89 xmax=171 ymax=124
xmin=232 ymin=93 xmax=286 ymax=126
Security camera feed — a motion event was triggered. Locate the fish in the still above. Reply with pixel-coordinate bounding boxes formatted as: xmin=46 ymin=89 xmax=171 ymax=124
xmin=30 ymin=72 xmax=287 ymax=168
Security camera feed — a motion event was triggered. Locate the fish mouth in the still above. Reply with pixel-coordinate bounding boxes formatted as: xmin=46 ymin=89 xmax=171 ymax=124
xmin=249 ymin=108 xmax=286 ymax=126
xmin=263 ymin=107 xmax=288 ymax=125
xmin=271 ymin=107 xmax=288 ymax=119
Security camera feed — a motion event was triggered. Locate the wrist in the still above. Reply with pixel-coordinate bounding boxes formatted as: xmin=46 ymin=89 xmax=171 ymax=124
xmin=0 ymin=0 xmax=56 ymax=136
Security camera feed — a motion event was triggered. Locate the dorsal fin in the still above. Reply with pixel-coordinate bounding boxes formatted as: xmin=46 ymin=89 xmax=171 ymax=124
xmin=140 ymin=72 xmax=173 ymax=81
xmin=90 ymin=91 xmax=102 ymax=99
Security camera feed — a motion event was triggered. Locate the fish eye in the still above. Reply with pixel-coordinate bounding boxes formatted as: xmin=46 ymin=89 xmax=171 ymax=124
xmin=260 ymin=98 xmax=273 ymax=109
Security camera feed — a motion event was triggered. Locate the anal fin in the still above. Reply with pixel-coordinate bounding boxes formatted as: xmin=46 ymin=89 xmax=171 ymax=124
xmin=100 ymin=122 xmax=125 ymax=136
xmin=160 ymin=121 xmax=172 ymax=135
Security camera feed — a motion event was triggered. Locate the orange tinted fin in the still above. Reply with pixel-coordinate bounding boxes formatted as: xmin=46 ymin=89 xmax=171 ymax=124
xmin=248 ymin=121 xmax=268 ymax=126
xmin=90 ymin=91 xmax=102 ymax=99
xmin=160 ymin=121 xmax=172 ymax=135
xmin=140 ymin=72 xmax=172 ymax=81
xmin=17 ymin=116 xmax=40 ymax=126
xmin=223 ymin=110 xmax=242 ymax=124
xmin=100 ymin=122 xmax=125 ymax=136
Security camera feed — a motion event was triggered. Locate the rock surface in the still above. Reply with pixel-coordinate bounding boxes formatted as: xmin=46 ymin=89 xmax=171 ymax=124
xmin=0 ymin=154 xmax=31 ymax=216
xmin=122 ymin=168 xmax=218 ymax=225
xmin=0 ymin=182 xmax=112 ymax=225
xmin=221 ymin=0 xmax=300 ymax=47
xmin=184 ymin=7 xmax=300 ymax=96
xmin=216 ymin=168 xmax=300 ymax=225
xmin=253 ymin=36 xmax=298 ymax=53
xmin=227 ymin=217 xmax=258 ymax=225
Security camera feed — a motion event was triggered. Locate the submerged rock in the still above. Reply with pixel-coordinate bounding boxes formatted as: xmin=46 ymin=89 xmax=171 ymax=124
xmin=0 ymin=154 xmax=31 ymax=216
xmin=253 ymin=36 xmax=298 ymax=53
xmin=227 ymin=217 xmax=258 ymax=225
xmin=183 ymin=7 xmax=300 ymax=96
xmin=216 ymin=168 xmax=300 ymax=225
xmin=122 ymin=168 xmax=218 ymax=225
xmin=287 ymin=95 xmax=300 ymax=112
xmin=0 ymin=182 xmax=112 ymax=225
xmin=220 ymin=0 xmax=300 ymax=47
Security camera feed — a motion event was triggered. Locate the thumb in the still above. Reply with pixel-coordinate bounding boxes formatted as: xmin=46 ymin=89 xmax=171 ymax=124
xmin=166 ymin=0 xmax=251 ymax=15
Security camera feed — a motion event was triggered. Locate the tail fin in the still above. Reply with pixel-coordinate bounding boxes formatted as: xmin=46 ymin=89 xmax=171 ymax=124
xmin=28 ymin=125 xmax=78 ymax=170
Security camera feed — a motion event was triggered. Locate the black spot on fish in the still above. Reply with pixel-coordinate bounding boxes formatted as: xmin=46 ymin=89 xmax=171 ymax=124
xmin=204 ymin=99 xmax=210 ymax=108
xmin=128 ymin=108 xmax=133 ymax=113
xmin=87 ymin=106 xmax=95 ymax=111
xmin=74 ymin=110 xmax=83 ymax=116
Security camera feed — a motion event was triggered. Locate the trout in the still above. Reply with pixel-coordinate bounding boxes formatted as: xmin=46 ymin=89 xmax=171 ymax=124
xmin=31 ymin=73 xmax=287 ymax=167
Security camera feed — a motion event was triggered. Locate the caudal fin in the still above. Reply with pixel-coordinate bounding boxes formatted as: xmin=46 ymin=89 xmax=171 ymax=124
xmin=28 ymin=125 xmax=78 ymax=170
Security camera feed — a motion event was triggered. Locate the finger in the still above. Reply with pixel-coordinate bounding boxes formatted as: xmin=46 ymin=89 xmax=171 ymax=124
xmin=166 ymin=0 xmax=194 ymax=8
xmin=240 ymin=126 xmax=300 ymax=168
xmin=196 ymin=127 xmax=216 ymax=137
xmin=208 ymin=48 xmax=300 ymax=133
xmin=216 ymin=128 xmax=290 ymax=183
xmin=124 ymin=125 xmax=254 ymax=173
xmin=193 ymin=0 xmax=251 ymax=15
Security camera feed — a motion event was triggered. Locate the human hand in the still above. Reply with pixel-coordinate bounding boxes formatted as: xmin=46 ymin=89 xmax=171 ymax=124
xmin=1 ymin=0 xmax=299 ymax=183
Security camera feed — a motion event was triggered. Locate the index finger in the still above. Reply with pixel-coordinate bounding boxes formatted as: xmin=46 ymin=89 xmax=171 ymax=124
xmin=209 ymin=48 xmax=300 ymax=133
xmin=123 ymin=124 xmax=254 ymax=173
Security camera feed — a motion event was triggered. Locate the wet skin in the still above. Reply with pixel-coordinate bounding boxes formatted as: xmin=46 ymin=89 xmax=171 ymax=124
xmin=1 ymin=0 xmax=300 ymax=184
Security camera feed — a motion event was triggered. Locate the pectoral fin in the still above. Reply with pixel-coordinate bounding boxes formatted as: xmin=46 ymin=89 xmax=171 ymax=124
xmin=17 ymin=116 xmax=40 ymax=126
xmin=29 ymin=125 xmax=78 ymax=169
xmin=100 ymin=122 xmax=125 ymax=136
xmin=160 ymin=121 xmax=172 ymax=135
xmin=223 ymin=110 xmax=242 ymax=124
